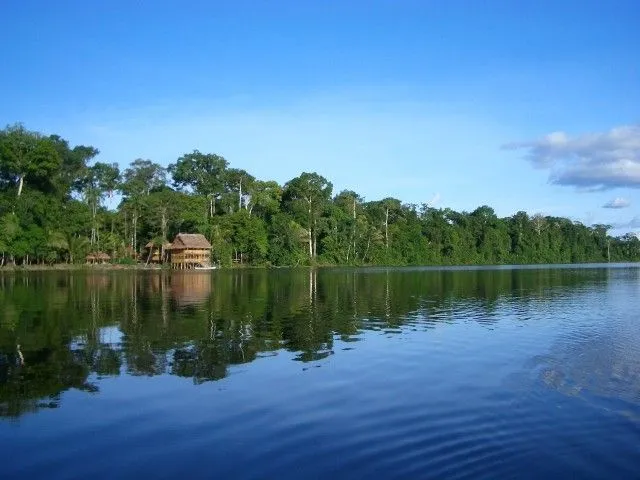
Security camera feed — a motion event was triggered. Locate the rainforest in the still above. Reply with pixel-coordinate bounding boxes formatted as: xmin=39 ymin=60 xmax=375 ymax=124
xmin=1 ymin=122 xmax=638 ymax=267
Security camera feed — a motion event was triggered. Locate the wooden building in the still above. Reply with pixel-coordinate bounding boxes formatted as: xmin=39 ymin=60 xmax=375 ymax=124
xmin=143 ymin=241 xmax=172 ymax=264
xmin=168 ymin=233 xmax=212 ymax=269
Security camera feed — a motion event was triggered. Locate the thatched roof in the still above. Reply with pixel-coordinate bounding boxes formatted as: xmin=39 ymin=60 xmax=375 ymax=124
xmin=86 ymin=252 xmax=111 ymax=261
xmin=145 ymin=240 xmax=172 ymax=249
xmin=169 ymin=233 xmax=212 ymax=250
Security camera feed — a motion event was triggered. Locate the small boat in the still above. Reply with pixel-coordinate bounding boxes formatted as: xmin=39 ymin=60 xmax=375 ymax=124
xmin=194 ymin=265 xmax=217 ymax=270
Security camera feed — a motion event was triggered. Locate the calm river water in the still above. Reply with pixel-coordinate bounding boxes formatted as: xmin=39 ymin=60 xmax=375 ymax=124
xmin=1 ymin=265 xmax=640 ymax=479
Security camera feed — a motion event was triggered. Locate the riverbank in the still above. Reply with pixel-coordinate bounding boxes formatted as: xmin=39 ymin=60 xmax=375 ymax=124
xmin=0 ymin=263 xmax=161 ymax=272
xmin=0 ymin=261 xmax=638 ymax=272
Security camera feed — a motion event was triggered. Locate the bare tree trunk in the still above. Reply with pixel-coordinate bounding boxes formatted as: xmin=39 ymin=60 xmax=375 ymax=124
xmin=308 ymin=201 xmax=313 ymax=259
xmin=90 ymin=200 xmax=99 ymax=247
xmin=352 ymin=198 xmax=357 ymax=261
xmin=161 ymin=206 xmax=167 ymax=263
xmin=17 ymin=344 xmax=24 ymax=366
xmin=385 ymin=207 xmax=389 ymax=249
xmin=364 ymin=233 xmax=371 ymax=263
xmin=17 ymin=174 xmax=24 ymax=197
xmin=161 ymin=207 xmax=167 ymax=241
xmin=238 ymin=177 xmax=243 ymax=211
xmin=312 ymin=218 xmax=317 ymax=258
xmin=124 ymin=210 xmax=128 ymax=249
xmin=132 ymin=210 xmax=138 ymax=259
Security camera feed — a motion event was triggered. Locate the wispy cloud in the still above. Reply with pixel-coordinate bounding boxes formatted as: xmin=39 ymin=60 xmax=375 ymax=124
xmin=603 ymin=197 xmax=631 ymax=209
xmin=503 ymin=125 xmax=640 ymax=191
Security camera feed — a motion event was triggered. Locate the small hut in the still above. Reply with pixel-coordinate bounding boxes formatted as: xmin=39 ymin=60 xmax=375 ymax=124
xmin=144 ymin=241 xmax=171 ymax=264
xmin=96 ymin=252 xmax=111 ymax=264
xmin=86 ymin=252 xmax=111 ymax=265
xmin=168 ymin=233 xmax=212 ymax=269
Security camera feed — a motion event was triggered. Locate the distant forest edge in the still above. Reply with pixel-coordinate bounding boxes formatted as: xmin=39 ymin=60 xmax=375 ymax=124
xmin=0 ymin=123 xmax=639 ymax=267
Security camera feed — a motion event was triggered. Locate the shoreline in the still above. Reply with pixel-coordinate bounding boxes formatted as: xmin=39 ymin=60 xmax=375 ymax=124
xmin=0 ymin=261 xmax=637 ymax=273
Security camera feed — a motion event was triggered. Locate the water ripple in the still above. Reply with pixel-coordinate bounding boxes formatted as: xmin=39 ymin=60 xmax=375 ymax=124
xmin=2 ymin=266 xmax=640 ymax=478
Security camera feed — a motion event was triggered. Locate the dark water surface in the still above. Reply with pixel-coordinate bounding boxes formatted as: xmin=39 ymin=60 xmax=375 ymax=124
xmin=1 ymin=265 xmax=640 ymax=479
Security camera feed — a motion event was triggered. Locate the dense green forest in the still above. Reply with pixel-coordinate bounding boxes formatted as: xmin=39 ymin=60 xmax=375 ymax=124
xmin=1 ymin=123 xmax=639 ymax=267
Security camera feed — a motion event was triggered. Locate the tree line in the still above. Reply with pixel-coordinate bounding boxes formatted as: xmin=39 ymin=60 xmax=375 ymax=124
xmin=1 ymin=122 xmax=639 ymax=267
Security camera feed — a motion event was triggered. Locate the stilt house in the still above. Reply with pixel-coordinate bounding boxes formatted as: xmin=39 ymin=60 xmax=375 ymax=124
xmin=168 ymin=233 xmax=212 ymax=269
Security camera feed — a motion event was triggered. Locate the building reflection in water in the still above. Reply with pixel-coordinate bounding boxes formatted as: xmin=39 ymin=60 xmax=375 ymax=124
xmin=169 ymin=273 xmax=212 ymax=308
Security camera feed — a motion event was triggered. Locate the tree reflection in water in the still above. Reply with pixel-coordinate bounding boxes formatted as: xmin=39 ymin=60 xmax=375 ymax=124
xmin=0 ymin=267 xmax=609 ymax=417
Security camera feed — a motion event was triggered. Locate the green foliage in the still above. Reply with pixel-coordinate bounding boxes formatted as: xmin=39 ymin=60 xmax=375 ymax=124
xmin=1 ymin=123 xmax=639 ymax=267
xmin=122 ymin=159 xmax=166 ymax=197
xmin=169 ymin=151 xmax=228 ymax=194
xmin=0 ymin=123 xmax=62 ymax=197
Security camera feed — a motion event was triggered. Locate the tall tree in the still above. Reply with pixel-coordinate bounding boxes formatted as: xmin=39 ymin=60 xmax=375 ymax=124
xmin=82 ymin=162 xmax=120 ymax=247
xmin=122 ymin=159 xmax=167 ymax=196
xmin=283 ymin=172 xmax=332 ymax=259
xmin=0 ymin=124 xmax=62 ymax=198
xmin=246 ymin=180 xmax=282 ymax=218
xmin=120 ymin=161 xmax=167 ymax=254
xmin=334 ymin=190 xmax=364 ymax=263
xmin=168 ymin=150 xmax=228 ymax=218
xmin=48 ymin=135 xmax=99 ymax=198
xmin=222 ymin=168 xmax=255 ymax=213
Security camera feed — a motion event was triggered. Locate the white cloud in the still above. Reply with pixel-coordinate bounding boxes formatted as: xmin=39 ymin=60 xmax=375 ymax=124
xmin=602 ymin=197 xmax=631 ymax=209
xmin=504 ymin=125 xmax=640 ymax=190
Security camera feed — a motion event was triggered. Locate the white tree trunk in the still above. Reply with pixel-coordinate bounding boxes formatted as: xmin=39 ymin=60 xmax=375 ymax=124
xmin=385 ymin=207 xmax=389 ymax=249
xmin=17 ymin=174 xmax=24 ymax=197
xmin=308 ymin=200 xmax=313 ymax=259
xmin=132 ymin=211 xmax=138 ymax=258
xmin=352 ymin=198 xmax=357 ymax=260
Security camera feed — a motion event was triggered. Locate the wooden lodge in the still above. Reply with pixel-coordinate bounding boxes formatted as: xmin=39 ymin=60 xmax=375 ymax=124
xmin=168 ymin=233 xmax=212 ymax=269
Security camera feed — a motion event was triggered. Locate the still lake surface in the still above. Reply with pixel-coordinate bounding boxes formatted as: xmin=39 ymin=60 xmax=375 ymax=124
xmin=1 ymin=265 xmax=640 ymax=479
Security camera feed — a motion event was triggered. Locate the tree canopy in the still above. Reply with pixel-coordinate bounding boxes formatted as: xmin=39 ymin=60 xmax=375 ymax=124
xmin=0 ymin=123 xmax=639 ymax=267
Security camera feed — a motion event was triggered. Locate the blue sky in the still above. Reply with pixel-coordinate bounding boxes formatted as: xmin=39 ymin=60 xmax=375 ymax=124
xmin=1 ymin=0 xmax=639 ymax=234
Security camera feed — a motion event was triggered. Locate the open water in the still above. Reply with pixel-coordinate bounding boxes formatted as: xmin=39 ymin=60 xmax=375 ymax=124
xmin=1 ymin=265 xmax=639 ymax=479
